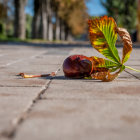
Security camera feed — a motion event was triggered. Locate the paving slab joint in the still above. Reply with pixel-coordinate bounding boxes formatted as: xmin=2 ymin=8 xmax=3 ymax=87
xmin=0 ymin=68 xmax=61 ymax=139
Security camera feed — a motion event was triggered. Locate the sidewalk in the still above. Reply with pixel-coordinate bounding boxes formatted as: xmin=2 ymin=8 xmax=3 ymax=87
xmin=0 ymin=42 xmax=140 ymax=140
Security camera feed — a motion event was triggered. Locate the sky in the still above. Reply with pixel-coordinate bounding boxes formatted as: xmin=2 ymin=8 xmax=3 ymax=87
xmin=86 ymin=0 xmax=107 ymax=16
xmin=25 ymin=0 xmax=107 ymax=17
xmin=25 ymin=0 xmax=34 ymax=16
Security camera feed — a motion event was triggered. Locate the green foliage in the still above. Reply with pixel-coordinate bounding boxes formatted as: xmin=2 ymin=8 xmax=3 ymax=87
xmin=54 ymin=0 xmax=88 ymax=35
xmin=0 ymin=22 xmax=6 ymax=40
xmin=0 ymin=22 xmax=5 ymax=35
xmin=101 ymin=0 xmax=137 ymax=34
xmin=26 ymin=14 xmax=33 ymax=38
xmin=0 ymin=3 xmax=7 ymax=20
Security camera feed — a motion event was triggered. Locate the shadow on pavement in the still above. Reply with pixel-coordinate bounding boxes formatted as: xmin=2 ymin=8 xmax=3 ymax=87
xmin=38 ymin=75 xmax=101 ymax=82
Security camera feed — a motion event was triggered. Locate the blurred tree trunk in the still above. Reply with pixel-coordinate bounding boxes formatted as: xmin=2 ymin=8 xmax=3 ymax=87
xmin=14 ymin=0 xmax=27 ymax=39
xmin=41 ymin=0 xmax=48 ymax=40
xmin=66 ymin=28 xmax=73 ymax=41
xmin=32 ymin=0 xmax=53 ymax=40
xmin=48 ymin=15 xmax=53 ymax=41
xmin=32 ymin=0 xmax=41 ymax=39
xmin=47 ymin=0 xmax=53 ymax=41
xmin=137 ymin=0 xmax=140 ymax=42
xmin=60 ymin=20 xmax=66 ymax=40
xmin=55 ymin=16 xmax=61 ymax=40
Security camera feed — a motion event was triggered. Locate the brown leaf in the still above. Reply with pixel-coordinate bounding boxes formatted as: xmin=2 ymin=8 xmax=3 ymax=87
xmin=88 ymin=56 xmax=119 ymax=74
xmin=88 ymin=56 xmax=120 ymax=81
xmin=117 ymin=27 xmax=132 ymax=64
xmin=91 ymin=70 xmax=120 ymax=82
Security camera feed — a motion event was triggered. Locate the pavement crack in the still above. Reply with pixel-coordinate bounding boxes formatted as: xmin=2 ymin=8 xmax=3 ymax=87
xmin=0 ymin=68 xmax=60 ymax=139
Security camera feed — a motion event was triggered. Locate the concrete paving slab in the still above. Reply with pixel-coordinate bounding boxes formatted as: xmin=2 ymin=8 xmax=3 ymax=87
xmin=0 ymin=43 xmax=72 ymax=139
xmin=12 ymin=46 xmax=140 ymax=140
xmin=13 ymin=99 xmax=140 ymax=140
xmin=0 ymin=87 xmax=42 ymax=133
xmin=0 ymin=46 xmax=67 ymax=87
xmin=0 ymin=43 xmax=140 ymax=140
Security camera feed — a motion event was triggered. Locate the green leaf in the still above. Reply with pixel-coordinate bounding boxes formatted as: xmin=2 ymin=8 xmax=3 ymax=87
xmin=89 ymin=56 xmax=120 ymax=69
xmin=87 ymin=16 xmax=140 ymax=81
xmin=88 ymin=16 xmax=121 ymax=63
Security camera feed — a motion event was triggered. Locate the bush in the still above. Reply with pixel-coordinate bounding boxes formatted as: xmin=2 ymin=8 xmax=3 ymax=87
xmin=0 ymin=22 xmax=5 ymax=35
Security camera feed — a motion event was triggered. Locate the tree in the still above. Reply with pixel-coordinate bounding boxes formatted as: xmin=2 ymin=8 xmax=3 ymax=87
xmin=14 ymin=0 xmax=27 ymax=39
xmin=32 ymin=0 xmax=41 ymax=39
xmin=32 ymin=0 xmax=88 ymax=41
xmin=26 ymin=14 xmax=33 ymax=38
xmin=137 ymin=0 xmax=140 ymax=42
xmin=101 ymin=0 xmax=137 ymax=34
xmin=51 ymin=0 xmax=61 ymax=40
xmin=41 ymin=0 xmax=48 ymax=40
xmin=55 ymin=0 xmax=88 ymax=40
xmin=0 ymin=2 xmax=7 ymax=21
xmin=0 ymin=1 xmax=7 ymax=37
xmin=68 ymin=0 xmax=88 ymax=35
xmin=32 ymin=0 xmax=53 ymax=41
xmin=47 ymin=0 xmax=53 ymax=41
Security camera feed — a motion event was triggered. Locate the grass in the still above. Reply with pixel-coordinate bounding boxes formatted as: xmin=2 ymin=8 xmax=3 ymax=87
xmin=0 ymin=36 xmax=22 ymax=42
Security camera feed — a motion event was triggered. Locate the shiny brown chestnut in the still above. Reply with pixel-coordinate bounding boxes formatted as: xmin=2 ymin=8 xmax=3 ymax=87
xmin=63 ymin=55 xmax=92 ymax=78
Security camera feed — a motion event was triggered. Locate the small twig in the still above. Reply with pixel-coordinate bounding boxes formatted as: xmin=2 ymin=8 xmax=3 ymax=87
xmin=17 ymin=72 xmax=56 ymax=78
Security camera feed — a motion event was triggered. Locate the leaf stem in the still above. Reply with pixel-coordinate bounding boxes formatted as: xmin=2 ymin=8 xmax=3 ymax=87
xmin=125 ymin=66 xmax=140 ymax=72
xmin=18 ymin=72 xmax=56 ymax=78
